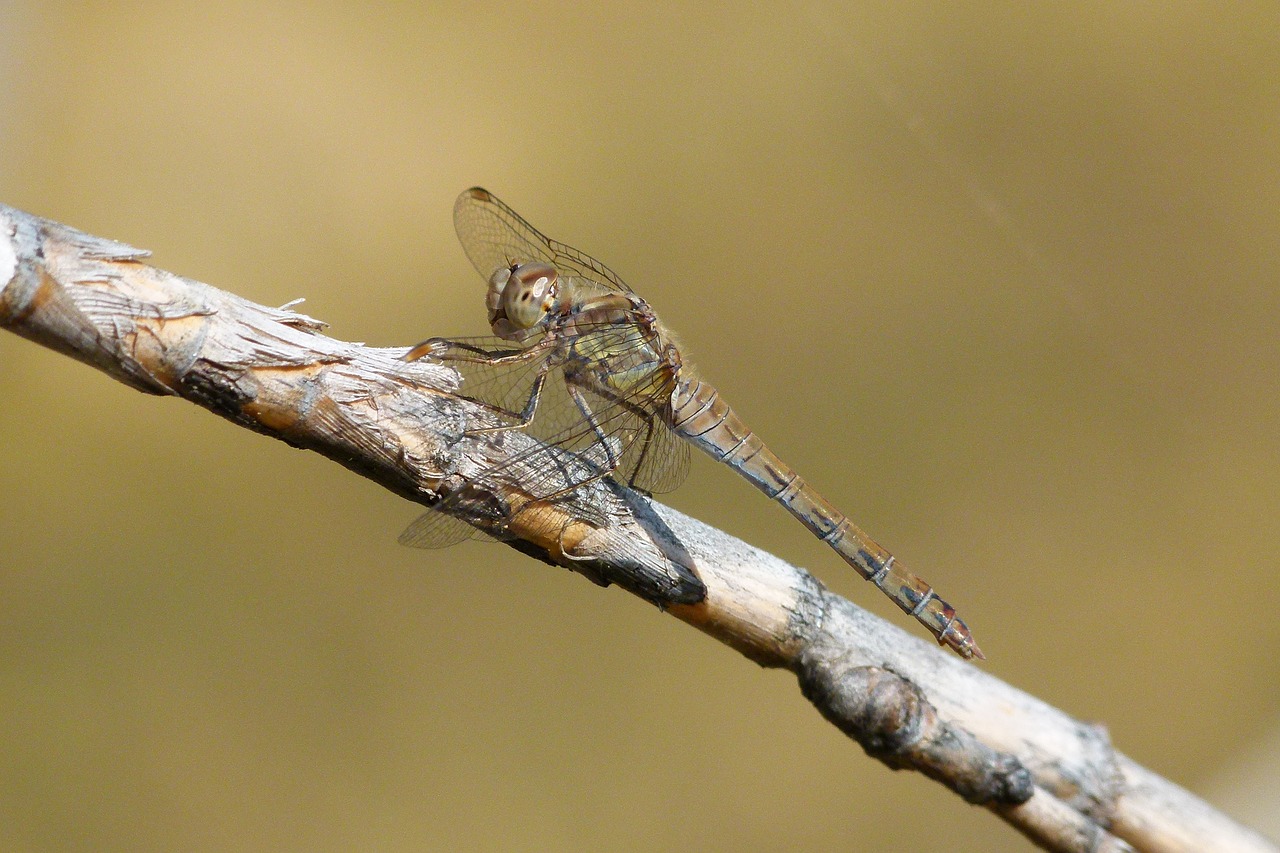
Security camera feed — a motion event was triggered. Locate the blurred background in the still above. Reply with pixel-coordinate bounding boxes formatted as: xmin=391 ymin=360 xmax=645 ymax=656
xmin=1 ymin=3 xmax=1277 ymax=850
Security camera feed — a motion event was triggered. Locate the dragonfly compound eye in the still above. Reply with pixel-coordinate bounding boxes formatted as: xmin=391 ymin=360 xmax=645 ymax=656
xmin=502 ymin=262 xmax=559 ymax=329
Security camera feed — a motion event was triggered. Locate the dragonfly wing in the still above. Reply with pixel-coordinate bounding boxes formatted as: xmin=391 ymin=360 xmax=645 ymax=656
xmin=514 ymin=326 xmax=689 ymax=497
xmin=556 ymin=375 xmax=688 ymax=495
xmin=404 ymin=324 xmax=687 ymax=546
xmin=400 ymin=339 xmax=620 ymax=546
xmin=399 ymin=508 xmax=483 ymax=548
xmin=419 ymin=335 xmax=558 ymax=429
xmin=454 ymin=188 xmax=633 ymax=294
xmin=623 ymin=406 xmax=690 ymax=495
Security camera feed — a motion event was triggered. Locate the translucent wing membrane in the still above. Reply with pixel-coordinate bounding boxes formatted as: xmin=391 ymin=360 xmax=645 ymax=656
xmin=454 ymin=187 xmax=633 ymax=294
xmin=399 ymin=322 xmax=690 ymax=549
xmin=397 ymin=505 xmax=479 ymax=548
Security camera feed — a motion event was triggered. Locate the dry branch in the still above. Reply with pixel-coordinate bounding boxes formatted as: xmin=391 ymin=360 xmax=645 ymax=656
xmin=0 ymin=203 xmax=1272 ymax=853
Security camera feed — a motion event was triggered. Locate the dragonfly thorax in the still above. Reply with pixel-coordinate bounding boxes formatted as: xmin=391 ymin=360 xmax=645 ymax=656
xmin=486 ymin=261 xmax=562 ymax=340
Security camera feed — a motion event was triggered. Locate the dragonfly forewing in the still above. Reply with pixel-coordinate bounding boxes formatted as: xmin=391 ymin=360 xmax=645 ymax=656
xmin=455 ymin=188 xmax=633 ymax=295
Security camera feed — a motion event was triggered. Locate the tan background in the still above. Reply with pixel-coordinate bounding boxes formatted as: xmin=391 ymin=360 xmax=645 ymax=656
xmin=1 ymin=3 xmax=1277 ymax=851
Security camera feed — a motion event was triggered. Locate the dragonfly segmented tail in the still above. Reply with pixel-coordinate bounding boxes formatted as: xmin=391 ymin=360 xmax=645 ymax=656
xmin=670 ymin=375 xmax=983 ymax=659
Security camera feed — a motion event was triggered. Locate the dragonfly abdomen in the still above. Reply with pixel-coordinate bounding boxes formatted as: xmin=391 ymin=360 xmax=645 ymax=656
xmin=669 ymin=377 xmax=983 ymax=659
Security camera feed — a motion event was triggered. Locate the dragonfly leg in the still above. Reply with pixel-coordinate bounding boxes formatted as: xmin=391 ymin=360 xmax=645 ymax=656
xmin=566 ymin=382 xmax=625 ymax=474
xmin=520 ymin=384 xmax=627 ymax=508
xmin=565 ymin=378 xmax=670 ymax=496
xmin=467 ymin=366 xmax=551 ymax=436
xmin=623 ymin=413 xmax=662 ymax=495
xmin=404 ymin=336 xmax=542 ymax=366
xmin=406 ymin=336 xmax=559 ymax=434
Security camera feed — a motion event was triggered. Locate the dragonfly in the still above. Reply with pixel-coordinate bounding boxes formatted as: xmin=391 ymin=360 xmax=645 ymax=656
xmin=403 ymin=187 xmax=983 ymax=660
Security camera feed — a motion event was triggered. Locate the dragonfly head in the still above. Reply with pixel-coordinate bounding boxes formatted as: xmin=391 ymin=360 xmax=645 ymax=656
xmin=487 ymin=261 xmax=560 ymax=340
